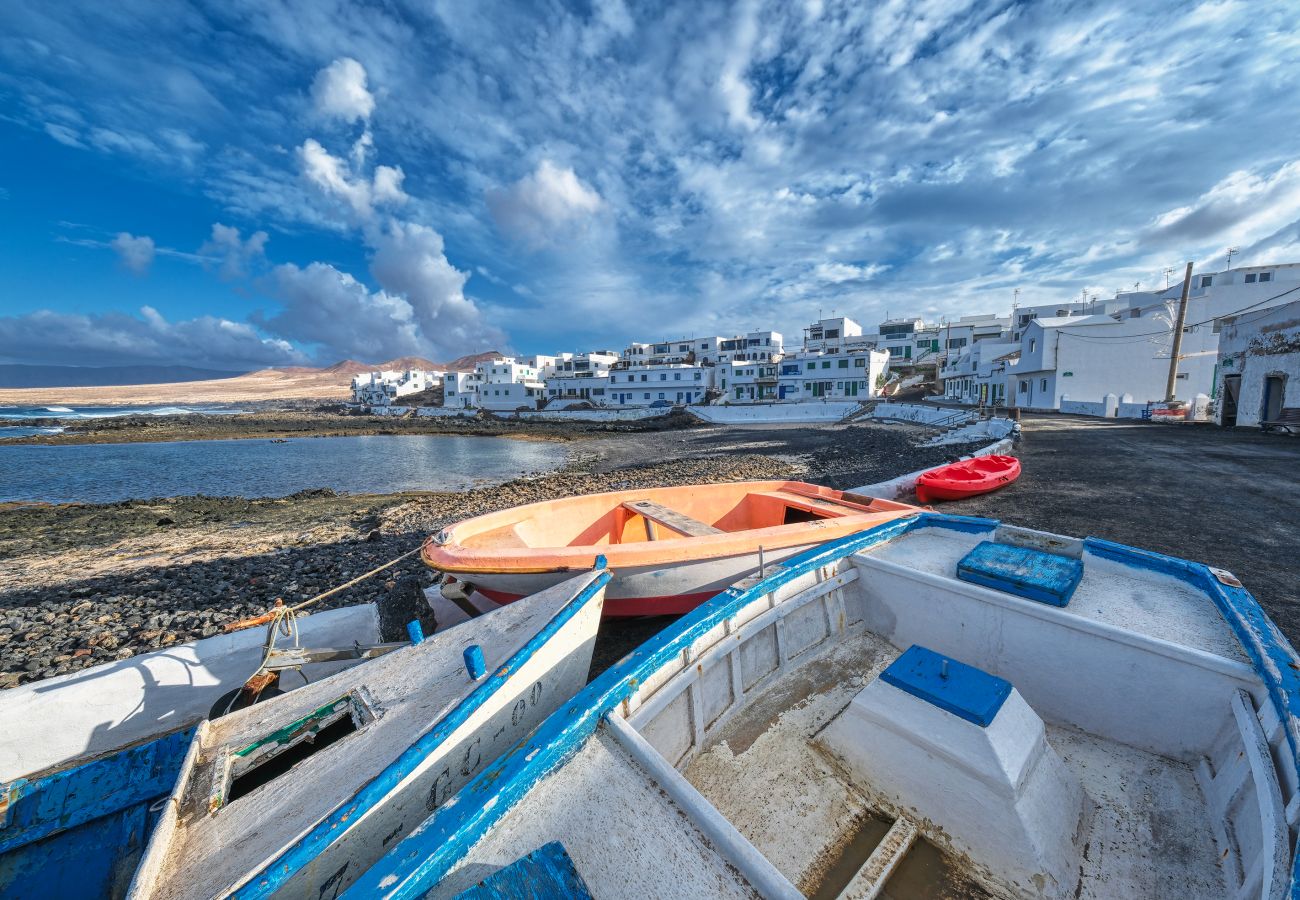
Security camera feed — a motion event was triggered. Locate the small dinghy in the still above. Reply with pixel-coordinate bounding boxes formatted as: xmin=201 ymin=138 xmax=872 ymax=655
xmin=915 ymin=453 xmax=1020 ymax=503
xmin=0 ymin=604 xmax=382 ymax=900
xmin=424 ymin=480 xmax=920 ymax=616
xmin=353 ymin=515 xmax=1300 ymax=900
xmin=127 ymin=568 xmax=608 ymax=900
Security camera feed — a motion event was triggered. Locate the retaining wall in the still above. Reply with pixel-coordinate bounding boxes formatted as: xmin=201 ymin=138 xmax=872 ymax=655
xmin=688 ymin=401 xmax=862 ymax=424
xmin=872 ymin=402 xmax=974 ymax=427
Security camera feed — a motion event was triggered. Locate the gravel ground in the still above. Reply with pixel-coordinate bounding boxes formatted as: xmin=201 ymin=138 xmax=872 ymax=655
xmin=0 ymin=420 xmax=985 ymax=686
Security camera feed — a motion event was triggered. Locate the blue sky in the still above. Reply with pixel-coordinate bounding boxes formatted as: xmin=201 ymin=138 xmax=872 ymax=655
xmin=2 ymin=0 xmax=1299 ymax=369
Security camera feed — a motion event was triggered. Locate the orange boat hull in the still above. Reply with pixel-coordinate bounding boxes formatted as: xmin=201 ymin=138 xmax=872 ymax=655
xmin=423 ymin=481 xmax=922 ymax=616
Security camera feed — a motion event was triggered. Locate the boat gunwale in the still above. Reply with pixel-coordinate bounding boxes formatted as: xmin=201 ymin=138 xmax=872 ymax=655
xmin=345 ymin=512 xmax=1300 ymax=900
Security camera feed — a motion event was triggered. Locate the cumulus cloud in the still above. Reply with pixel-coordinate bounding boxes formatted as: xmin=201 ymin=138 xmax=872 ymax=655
xmin=311 ymin=57 xmax=375 ymax=123
xmin=199 ymin=223 xmax=269 ymax=278
xmin=111 ymin=232 xmax=155 ymax=275
xmin=257 ymin=221 xmax=504 ymax=363
xmin=0 ymin=306 xmax=304 ymax=370
xmin=487 ymin=160 xmax=603 ymax=247
xmin=298 ymin=137 xmax=407 ymax=220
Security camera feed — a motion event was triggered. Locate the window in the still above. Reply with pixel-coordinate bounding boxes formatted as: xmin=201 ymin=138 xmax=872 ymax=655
xmin=1260 ymin=272 xmax=1273 ymax=282
xmin=825 ymin=328 xmax=840 ymax=338
xmin=1245 ymin=273 xmax=1257 ymax=284
xmin=1129 ymin=308 xmax=1141 ymax=318
xmin=643 ymin=393 xmax=650 ymax=399
xmin=821 ymin=361 xmax=831 ymax=369
xmin=641 ymin=374 xmax=648 ymax=381
xmin=1040 ymin=379 xmax=1048 ymax=391
xmin=1029 ymin=339 xmax=1036 ymax=352
xmin=1019 ymin=380 xmax=1029 ymax=393
xmin=658 ymin=392 xmax=665 ymax=399
xmin=806 ymin=362 xmax=815 ymax=371
xmin=854 ymin=358 xmax=866 ymax=367
xmin=838 ymin=359 xmax=849 ymax=368
xmin=1200 ymin=275 xmax=1213 ymax=288
xmin=694 ymin=372 xmax=701 ymax=380
xmin=659 ymin=373 xmax=667 ymax=381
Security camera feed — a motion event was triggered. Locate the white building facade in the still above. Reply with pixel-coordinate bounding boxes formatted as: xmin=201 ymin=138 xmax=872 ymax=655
xmin=1214 ymin=299 xmax=1300 ymax=428
xmin=776 ymin=349 xmax=890 ymax=402
xmin=351 ymin=369 xmax=442 ymax=406
xmin=607 ymin=363 xmax=713 ymax=406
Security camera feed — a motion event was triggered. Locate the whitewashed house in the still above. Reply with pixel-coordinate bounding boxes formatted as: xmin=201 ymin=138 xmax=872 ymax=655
xmin=1012 ymin=263 xmax=1300 ymax=412
xmin=717 ymin=361 xmax=780 ymax=402
xmin=775 ymin=349 xmax=889 ymax=401
xmin=607 ymin=363 xmax=712 ymax=406
xmin=465 ymin=357 xmax=547 ymax=411
xmin=351 ymin=369 xmax=442 ymax=406
xmin=543 ymin=352 xmax=620 ymax=406
xmin=1214 ymin=298 xmax=1300 ymax=428
xmin=442 ymin=371 xmax=480 ymax=409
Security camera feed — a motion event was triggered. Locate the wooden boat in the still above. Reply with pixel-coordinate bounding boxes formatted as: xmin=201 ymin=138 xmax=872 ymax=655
xmin=127 ymin=569 xmax=608 ymax=900
xmin=423 ymin=480 xmax=921 ymax=616
xmin=914 ymin=453 xmax=1020 ymax=503
xmin=0 ymin=604 xmax=381 ymax=900
xmin=353 ymin=515 xmax=1300 ymax=900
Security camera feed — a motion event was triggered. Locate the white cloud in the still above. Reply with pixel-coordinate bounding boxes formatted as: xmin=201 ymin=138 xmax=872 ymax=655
xmin=0 ymin=306 xmax=304 ymax=370
xmin=111 ymin=232 xmax=155 ymax=275
xmin=487 ymin=160 xmax=603 ymax=247
xmin=198 ymin=223 xmax=269 ymax=278
xmin=813 ymin=262 xmax=888 ymax=284
xmin=311 ymin=57 xmax=375 ymax=123
xmin=298 ymin=138 xmax=407 ymax=220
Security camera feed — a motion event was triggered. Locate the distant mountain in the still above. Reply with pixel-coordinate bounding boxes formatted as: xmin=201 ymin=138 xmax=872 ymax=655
xmin=376 ymin=356 xmax=443 ymax=371
xmin=443 ymin=351 xmax=503 ymax=371
xmin=0 ymin=364 xmax=246 ymax=389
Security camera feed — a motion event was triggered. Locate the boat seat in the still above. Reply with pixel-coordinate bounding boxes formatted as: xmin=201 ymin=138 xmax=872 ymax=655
xmin=748 ymin=490 xmax=848 ymax=518
xmin=956 ymin=541 xmax=1083 ymax=607
xmin=622 ymin=500 xmax=723 ymax=538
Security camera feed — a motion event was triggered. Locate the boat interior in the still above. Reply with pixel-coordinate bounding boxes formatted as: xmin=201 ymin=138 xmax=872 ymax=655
xmin=440 ymin=480 xmax=916 ymax=550
xmin=428 ymin=517 xmax=1298 ymax=899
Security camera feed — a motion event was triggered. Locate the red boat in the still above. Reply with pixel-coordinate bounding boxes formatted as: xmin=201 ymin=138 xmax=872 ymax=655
xmin=914 ymin=454 xmax=1021 ymax=503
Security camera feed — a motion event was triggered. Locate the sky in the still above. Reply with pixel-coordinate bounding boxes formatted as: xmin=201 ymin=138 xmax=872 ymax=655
xmin=2 ymin=0 xmax=1300 ymax=371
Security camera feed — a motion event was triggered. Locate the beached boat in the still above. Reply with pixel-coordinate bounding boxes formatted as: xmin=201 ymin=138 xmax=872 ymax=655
xmin=127 ymin=568 xmax=608 ymax=900
xmin=423 ymin=480 xmax=921 ymax=616
xmin=354 ymin=515 xmax=1300 ymax=900
xmin=0 ymin=604 xmax=382 ymax=900
xmin=915 ymin=453 xmax=1020 ymax=502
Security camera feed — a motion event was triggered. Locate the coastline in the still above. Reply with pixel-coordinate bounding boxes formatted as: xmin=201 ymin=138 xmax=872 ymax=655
xmin=0 ymin=406 xmax=694 ymax=446
xmin=0 ymin=420 xmax=986 ymax=686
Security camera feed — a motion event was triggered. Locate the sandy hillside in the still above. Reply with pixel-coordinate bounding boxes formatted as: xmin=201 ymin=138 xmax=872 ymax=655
xmin=0 ymin=367 xmax=353 ymax=406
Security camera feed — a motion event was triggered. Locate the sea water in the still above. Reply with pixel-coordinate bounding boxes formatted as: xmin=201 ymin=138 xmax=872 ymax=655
xmin=0 ymin=434 xmax=568 ymax=503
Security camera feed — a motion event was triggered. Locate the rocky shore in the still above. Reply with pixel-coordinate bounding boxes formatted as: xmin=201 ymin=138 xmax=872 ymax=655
xmin=0 ymin=420 xmax=987 ymax=686
xmin=0 ymin=406 xmax=696 ymax=446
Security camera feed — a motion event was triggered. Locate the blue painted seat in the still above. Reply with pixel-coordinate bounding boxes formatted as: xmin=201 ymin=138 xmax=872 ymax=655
xmin=956 ymin=541 xmax=1083 ymax=607
xmin=454 ymin=841 xmax=593 ymax=899
xmin=880 ymin=645 xmax=1013 ymax=727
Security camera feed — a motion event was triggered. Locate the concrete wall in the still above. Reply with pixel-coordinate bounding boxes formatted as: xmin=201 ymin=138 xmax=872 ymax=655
xmin=1216 ymin=300 xmax=1300 ymax=427
xmin=872 ymin=402 xmax=974 ymax=427
xmin=414 ymin=407 xmax=475 ymax=418
xmin=497 ymin=407 xmax=669 ymax=423
xmin=689 ymin=401 xmax=861 ymax=424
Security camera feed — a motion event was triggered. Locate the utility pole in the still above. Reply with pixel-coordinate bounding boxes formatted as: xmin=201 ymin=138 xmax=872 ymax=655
xmin=1164 ymin=261 xmax=1194 ymax=402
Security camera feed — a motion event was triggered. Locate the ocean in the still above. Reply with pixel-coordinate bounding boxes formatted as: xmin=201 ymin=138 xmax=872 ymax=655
xmin=0 ymin=434 xmax=568 ymax=503
xmin=0 ymin=404 xmax=246 ymax=438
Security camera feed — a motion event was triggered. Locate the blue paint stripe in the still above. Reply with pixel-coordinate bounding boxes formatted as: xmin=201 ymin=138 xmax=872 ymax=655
xmin=343 ymin=514 xmax=932 ymax=899
xmin=230 ymin=569 xmax=612 ymax=900
xmin=1084 ymin=537 xmax=1300 ymax=898
xmin=0 ymin=726 xmax=196 ymax=855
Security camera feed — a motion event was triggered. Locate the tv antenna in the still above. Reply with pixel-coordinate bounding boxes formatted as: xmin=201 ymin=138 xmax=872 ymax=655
xmin=1225 ymin=246 xmax=1239 ymax=270
xmin=1163 ymin=267 xmax=1174 ymax=288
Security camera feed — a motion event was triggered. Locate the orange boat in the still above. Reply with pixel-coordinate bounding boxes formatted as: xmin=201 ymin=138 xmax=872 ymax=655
xmin=422 ymin=481 xmax=922 ymax=617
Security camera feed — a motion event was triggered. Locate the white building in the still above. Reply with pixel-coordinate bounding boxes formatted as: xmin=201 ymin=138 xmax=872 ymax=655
xmin=1214 ymin=298 xmax=1300 ymax=428
xmin=876 ymin=318 xmax=927 ymax=363
xmin=625 ymin=332 xmax=783 ymax=367
xmin=717 ymin=360 xmax=780 ymax=402
xmin=442 ymin=371 xmax=480 ymax=409
xmin=939 ymin=340 xmax=1020 ymax=406
xmin=543 ymin=352 xmax=620 ymax=406
xmin=351 ymin=369 xmax=442 ymax=406
xmin=775 ymin=349 xmax=890 ymax=402
xmin=607 ymin=363 xmax=713 ymax=406
xmin=1011 ymin=263 xmax=1300 ymax=411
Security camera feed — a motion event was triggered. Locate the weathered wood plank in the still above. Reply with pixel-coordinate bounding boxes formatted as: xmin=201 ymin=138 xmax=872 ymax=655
xmin=622 ymin=500 xmax=723 ymax=538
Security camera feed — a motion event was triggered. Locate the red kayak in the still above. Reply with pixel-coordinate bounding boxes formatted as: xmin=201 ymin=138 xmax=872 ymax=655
xmin=914 ymin=454 xmax=1021 ymax=503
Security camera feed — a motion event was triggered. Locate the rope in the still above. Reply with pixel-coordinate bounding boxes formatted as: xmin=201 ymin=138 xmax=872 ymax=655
xmin=223 ymin=545 xmax=424 ymax=633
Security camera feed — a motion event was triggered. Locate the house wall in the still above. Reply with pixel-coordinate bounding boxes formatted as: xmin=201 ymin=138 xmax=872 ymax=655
xmin=1216 ymin=300 xmax=1300 ymax=427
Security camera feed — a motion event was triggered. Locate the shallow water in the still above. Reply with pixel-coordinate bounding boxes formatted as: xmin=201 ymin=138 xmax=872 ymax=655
xmin=0 ymin=434 xmax=568 ymax=503
xmin=0 ymin=404 xmax=245 ymax=420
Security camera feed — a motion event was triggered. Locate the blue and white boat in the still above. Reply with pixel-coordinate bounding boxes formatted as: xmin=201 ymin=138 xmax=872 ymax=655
xmin=348 ymin=514 xmax=1300 ymax=900
xmin=126 ymin=568 xmax=608 ymax=900
xmin=0 ymin=604 xmax=380 ymax=900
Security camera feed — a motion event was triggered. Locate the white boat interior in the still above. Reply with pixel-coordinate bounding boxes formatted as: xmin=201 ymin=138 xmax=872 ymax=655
xmin=130 ymin=569 xmax=608 ymax=900
xmin=351 ymin=514 xmax=1300 ymax=900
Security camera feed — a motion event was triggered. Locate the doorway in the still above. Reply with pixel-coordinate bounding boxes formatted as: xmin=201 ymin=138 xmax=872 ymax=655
xmin=1221 ymin=375 xmax=1240 ymax=426
xmin=1262 ymin=375 xmax=1286 ymax=424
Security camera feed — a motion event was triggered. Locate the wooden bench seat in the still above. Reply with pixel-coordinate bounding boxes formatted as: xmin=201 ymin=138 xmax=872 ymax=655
xmin=622 ymin=500 xmax=723 ymax=538
xmin=1262 ymin=407 xmax=1300 ymax=433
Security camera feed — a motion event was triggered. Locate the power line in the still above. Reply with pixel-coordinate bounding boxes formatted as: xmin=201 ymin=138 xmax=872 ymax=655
xmin=1050 ymin=282 xmax=1300 ymax=343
